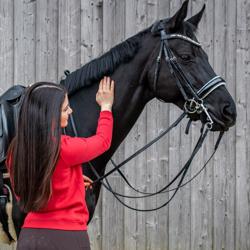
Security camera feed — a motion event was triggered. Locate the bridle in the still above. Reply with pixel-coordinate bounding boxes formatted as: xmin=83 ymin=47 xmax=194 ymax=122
xmin=152 ymin=21 xmax=226 ymax=130
xmin=65 ymin=22 xmax=227 ymax=211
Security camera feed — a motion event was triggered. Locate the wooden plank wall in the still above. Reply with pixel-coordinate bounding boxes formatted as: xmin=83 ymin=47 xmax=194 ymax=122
xmin=0 ymin=0 xmax=249 ymax=249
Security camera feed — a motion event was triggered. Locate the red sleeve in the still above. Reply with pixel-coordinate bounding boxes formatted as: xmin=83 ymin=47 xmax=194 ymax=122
xmin=60 ymin=111 xmax=113 ymax=166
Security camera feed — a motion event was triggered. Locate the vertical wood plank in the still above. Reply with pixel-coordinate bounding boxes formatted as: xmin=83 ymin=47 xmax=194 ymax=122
xmin=145 ymin=0 xmax=167 ymax=249
xmin=235 ymin=0 xmax=250 ymax=249
xmin=219 ymin=1 xmax=237 ymax=250
xmin=213 ymin=1 xmax=230 ymax=249
xmin=168 ymin=2 xmax=193 ymax=250
xmin=149 ymin=2 xmax=171 ymax=250
xmin=0 ymin=0 xmax=33 ymax=248
xmin=101 ymin=2 xmax=117 ymax=248
xmin=58 ymin=0 xmax=81 ymax=80
xmin=123 ymin=1 xmax=148 ymax=249
xmin=36 ymin=0 xmax=58 ymax=82
xmin=0 ymin=0 xmax=14 ymax=94
xmin=81 ymin=0 xmax=103 ymax=65
xmin=101 ymin=0 xmax=125 ymax=249
xmin=81 ymin=1 xmax=104 ymax=249
xmin=157 ymin=0 xmax=170 ymax=20
xmin=247 ymin=2 xmax=250 ymax=248
xmin=154 ymin=3 xmax=171 ymax=250
xmin=190 ymin=1 xmax=214 ymax=249
xmin=157 ymin=3 xmax=171 ymax=248
xmin=14 ymin=0 xmax=36 ymax=85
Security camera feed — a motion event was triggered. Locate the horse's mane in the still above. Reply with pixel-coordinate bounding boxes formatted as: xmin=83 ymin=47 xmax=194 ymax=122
xmin=61 ymin=28 xmax=150 ymax=95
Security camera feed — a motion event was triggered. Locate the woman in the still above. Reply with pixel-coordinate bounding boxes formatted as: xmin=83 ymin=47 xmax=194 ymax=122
xmin=7 ymin=76 xmax=114 ymax=250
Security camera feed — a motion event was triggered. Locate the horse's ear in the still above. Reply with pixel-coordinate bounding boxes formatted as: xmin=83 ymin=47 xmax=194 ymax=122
xmin=186 ymin=4 xmax=206 ymax=29
xmin=168 ymin=0 xmax=189 ymax=31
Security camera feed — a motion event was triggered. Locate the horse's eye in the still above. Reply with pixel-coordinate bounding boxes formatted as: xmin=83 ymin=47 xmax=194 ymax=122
xmin=180 ymin=54 xmax=191 ymax=62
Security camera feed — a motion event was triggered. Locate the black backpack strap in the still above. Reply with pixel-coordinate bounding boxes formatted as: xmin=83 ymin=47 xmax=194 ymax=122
xmin=0 ymin=85 xmax=27 ymax=242
xmin=0 ymin=171 xmax=14 ymax=242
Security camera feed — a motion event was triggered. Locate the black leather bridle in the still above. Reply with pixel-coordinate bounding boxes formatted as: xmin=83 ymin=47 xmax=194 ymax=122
xmin=66 ymin=23 xmax=226 ymax=211
xmin=152 ymin=21 xmax=226 ymax=130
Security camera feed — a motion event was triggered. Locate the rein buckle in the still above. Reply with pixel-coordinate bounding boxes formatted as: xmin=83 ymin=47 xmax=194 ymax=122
xmin=184 ymin=99 xmax=214 ymax=130
xmin=184 ymin=99 xmax=202 ymax=114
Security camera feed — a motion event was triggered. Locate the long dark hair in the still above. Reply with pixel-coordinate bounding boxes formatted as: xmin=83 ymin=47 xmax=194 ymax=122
xmin=8 ymin=82 xmax=67 ymax=212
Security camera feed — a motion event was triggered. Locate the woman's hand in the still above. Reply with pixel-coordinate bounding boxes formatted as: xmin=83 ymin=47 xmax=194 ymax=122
xmin=83 ymin=175 xmax=93 ymax=190
xmin=96 ymin=76 xmax=115 ymax=111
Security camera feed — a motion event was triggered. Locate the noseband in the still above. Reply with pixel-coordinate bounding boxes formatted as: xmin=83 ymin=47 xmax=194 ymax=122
xmin=152 ymin=22 xmax=226 ymax=130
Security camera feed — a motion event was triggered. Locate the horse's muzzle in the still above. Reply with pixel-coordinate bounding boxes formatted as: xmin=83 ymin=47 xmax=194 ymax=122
xmin=201 ymin=101 xmax=237 ymax=131
xmin=220 ymin=102 xmax=237 ymax=127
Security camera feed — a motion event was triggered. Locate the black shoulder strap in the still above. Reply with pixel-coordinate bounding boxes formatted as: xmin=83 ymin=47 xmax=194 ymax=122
xmin=0 ymin=171 xmax=14 ymax=242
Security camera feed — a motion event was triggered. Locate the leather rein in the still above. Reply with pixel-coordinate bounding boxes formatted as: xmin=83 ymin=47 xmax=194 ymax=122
xmin=67 ymin=23 xmax=226 ymax=211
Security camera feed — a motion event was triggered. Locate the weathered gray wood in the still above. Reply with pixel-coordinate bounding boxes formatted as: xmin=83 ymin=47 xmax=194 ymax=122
xmin=101 ymin=0 xmax=117 ymax=248
xmin=235 ymin=0 xmax=250 ymax=249
xmin=212 ymin=1 xmax=238 ymax=250
xmin=154 ymin=5 xmax=171 ymax=250
xmin=189 ymin=1 xmax=214 ymax=250
xmin=0 ymin=0 xmax=35 ymax=249
xmin=222 ymin=1 xmax=237 ymax=249
xmin=0 ymin=0 xmax=14 ymax=94
xmin=14 ymin=0 xmax=36 ymax=85
xmin=58 ymin=0 xmax=81 ymax=80
xmin=123 ymin=1 xmax=148 ymax=249
xmin=154 ymin=3 xmax=171 ymax=249
xmin=12 ymin=1 xmax=36 ymax=247
xmin=213 ymin=1 xmax=229 ymax=250
xmin=0 ymin=0 xmax=16 ymax=247
xmin=80 ymin=1 xmax=104 ymax=249
xmin=0 ymin=0 xmax=14 ymax=247
xmin=101 ymin=1 xmax=125 ymax=250
xmin=36 ymin=0 xmax=58 ymax=82
xmin=146 ymin=2 xmax=171 ymax=249
xmin=168 ymin=2 xmax=192 ymax=250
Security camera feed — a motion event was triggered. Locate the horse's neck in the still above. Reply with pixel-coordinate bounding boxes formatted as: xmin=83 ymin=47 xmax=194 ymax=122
xmin=114 ymin=84 xmax=148 ymax=139
xmin=78 ymin=40 xmax=154 ymax=210
xmin=112 ymin=43 xmax=153 ymax=133
xmin=106 ymin=68 xmax=152 ymax=159
xmin=86 ymin=79 xmax=150 ymax=178
xmin=75 ymin=36 xmax=154 ymax=161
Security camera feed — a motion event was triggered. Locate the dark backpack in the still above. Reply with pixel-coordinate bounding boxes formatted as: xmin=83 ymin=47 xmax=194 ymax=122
xmin=0 ymin=85 xmax=26 ymax=244
xmin=0 ymin=85 xmax=25 ymax=165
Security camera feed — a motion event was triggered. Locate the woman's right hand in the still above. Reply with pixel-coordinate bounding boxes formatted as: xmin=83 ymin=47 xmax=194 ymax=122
xmin=96 ymin=76 xmax=115 ymax=111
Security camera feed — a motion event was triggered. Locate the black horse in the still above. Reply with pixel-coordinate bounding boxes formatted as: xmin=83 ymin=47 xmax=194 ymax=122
xmin=2 ymin=0 xmax=236 ymax=240
xmin=60 ymin=0 xmax=236 ymax=222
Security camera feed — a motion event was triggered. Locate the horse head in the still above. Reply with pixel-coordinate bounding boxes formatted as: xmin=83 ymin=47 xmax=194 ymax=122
xmin=142 ymin=0 xmax=236 ymax=131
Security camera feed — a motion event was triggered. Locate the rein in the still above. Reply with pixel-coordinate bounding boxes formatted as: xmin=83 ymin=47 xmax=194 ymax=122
xmin=88 ymin=129 xmax=223 ymax=212
xmin=66 ymin=23 xmax=226 ymax=211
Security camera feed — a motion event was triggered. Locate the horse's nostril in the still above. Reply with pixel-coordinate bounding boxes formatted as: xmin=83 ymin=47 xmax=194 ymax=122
xmin=223 ymin=104 xmax=232 ymax=116
xmin=222 ymin=103 xmax=237 ymax=125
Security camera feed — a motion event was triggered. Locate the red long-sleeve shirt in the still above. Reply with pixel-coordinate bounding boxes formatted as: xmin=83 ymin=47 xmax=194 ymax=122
xmin=8 ymin=111 xmax=113 ymax=231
